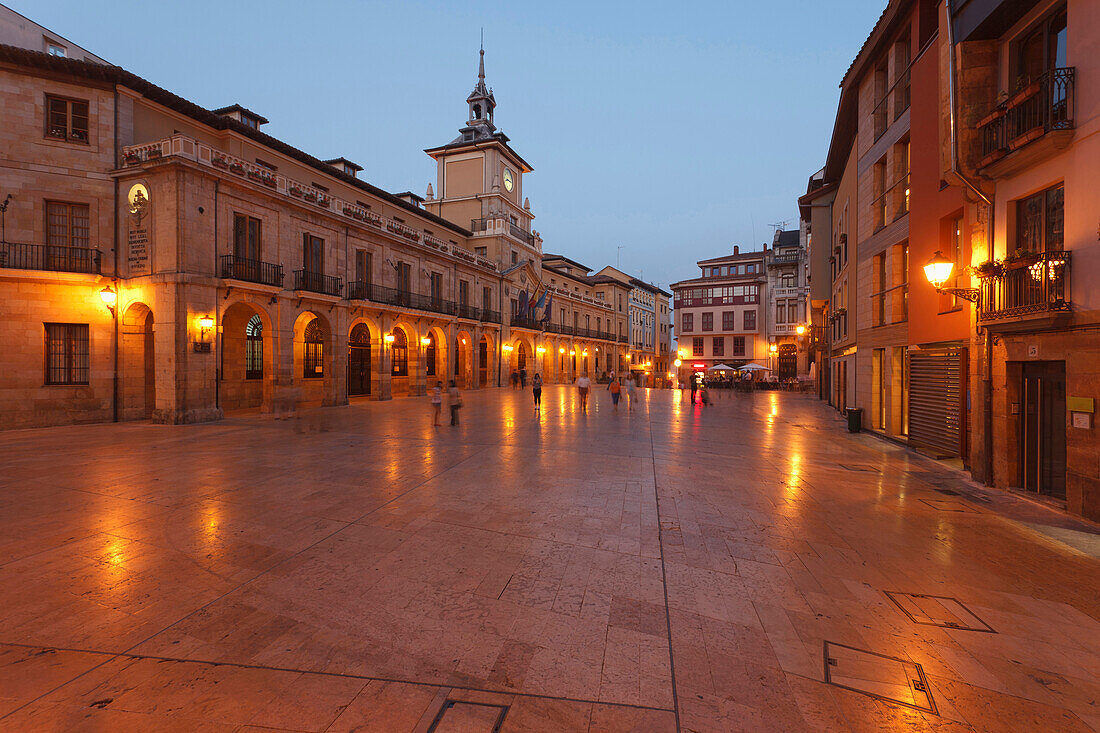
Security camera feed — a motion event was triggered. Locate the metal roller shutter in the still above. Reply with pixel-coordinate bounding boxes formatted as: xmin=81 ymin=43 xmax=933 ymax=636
xmin=909 ymin=349 xmax=967 ymax=458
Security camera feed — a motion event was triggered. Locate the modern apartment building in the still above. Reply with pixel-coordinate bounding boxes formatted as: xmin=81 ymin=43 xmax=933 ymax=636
xmin=671 ymin=247 xmax=767 ymax=382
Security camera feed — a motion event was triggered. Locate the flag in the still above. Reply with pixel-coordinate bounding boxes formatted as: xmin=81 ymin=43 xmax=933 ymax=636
xmin=534 ymin=287 xmax=547 ymax=313
xmin=542 ymin=290 xmax=553 ymax=322
xmin=518 ymin=289 xmax=528 ymax=316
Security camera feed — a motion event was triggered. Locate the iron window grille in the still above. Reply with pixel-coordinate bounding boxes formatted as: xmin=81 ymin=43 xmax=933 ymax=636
xmin=44 ymin=323 xmax=89 ymax=385
xmin=245 ymin=315 xmax=263 ymax=379
xmin=391 ymin=330 xmax=408 ymax=376
xmin=303 ymin=318 xmax=324 ymax=378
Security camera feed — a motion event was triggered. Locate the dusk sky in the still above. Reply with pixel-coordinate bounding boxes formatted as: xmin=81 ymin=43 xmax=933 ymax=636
xmin=17 ymin=0 xmax=885 ymax=291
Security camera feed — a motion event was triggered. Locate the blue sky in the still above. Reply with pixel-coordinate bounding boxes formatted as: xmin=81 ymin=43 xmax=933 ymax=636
xmin=16 ymin=0 xmax=885 ymax=289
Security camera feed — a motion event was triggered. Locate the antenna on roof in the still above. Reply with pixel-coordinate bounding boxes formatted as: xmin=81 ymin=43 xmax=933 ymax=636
xmin=617 ymin=243 xmax=623 ymax=268
xmin=769 ymin=219 xmax=792 ymax=235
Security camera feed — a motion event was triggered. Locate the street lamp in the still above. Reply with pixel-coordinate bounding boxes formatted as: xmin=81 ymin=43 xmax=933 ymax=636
xmin=99 ymin=286 xmax=117 ymax=315
xmin=674 ymin=358 xmax=682 ymax=367
xmin=383 ymin=333 xmax=395 ymax=344
xmin=923 ymin=250 xmax=979 ymax=302
xmin=795 ymin=324 xmax=806 ymax=336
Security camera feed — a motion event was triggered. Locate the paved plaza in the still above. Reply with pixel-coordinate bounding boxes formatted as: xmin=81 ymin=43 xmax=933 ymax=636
xmin=0 ymin=386 xmax=1098 ymax=732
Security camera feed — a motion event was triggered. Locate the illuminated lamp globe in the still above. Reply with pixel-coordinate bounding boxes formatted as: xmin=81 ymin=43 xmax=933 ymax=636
xmin=923 ymin=251 xmax=954 ymax=289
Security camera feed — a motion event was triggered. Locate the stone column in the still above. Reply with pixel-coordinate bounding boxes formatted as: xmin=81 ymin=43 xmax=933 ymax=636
xmin=470 ymin=326 xmax=482 ymax=390
xmin=445 ymin=322 xmax=456 ymax=386
xmin=378 ymin=313 xmax=392 ymax=401
xmin=412 ymin=320 xmax=427 ymax=396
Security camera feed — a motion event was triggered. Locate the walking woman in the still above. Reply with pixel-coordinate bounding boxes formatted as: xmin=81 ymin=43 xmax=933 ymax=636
xmin=532 ymin=372 xmax=543 ymax=409
xmin=607 ymin=372 xmax=621 ymax=411
xmin=431 ymin=380 xmax=443 ymax=426
xmin=575 ymin=373 xmax=591 ymax=412
xmin=448 ymin=379 xmax=463 ymax=425
xmin=624 ymin=373 xmax=638 ymax=412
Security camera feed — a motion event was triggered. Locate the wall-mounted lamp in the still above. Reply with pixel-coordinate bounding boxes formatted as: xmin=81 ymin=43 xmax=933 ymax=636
xmin=923 ymin=250 xmax=979 ymax=302
xmin=769 ymin=344 xmax=778 ymax=354
xmin=193 ymin=314 xmax=215 ymax=353
xmin=99 ymin=286 xmax=117 ymax=316
xmin=559 ymin=347 xmax=565 ymax=354
xmin=420 ymin=336 xmax=431 ymax=346
xmin=536 ymin=346 xmax=546 ymax=354
xmin=384 ymin=333 xmax=396 ymax=344
xmin=569 ymin=349 xmax=575 ymax=356
xmin=502 ymin=344 xmax=514 ymax=353
xmin=674 ymin=358 xmax=682 ymax=367
xmin=582 ymin=349 xmax=588 ymax=357
xmin=795 ymin=324 xmax=806 ymax=336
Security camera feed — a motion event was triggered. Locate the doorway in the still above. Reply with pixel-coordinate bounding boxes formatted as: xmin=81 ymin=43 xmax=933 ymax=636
xmin=1020 ymin=361 xmax=1066 ymax=499
xmin=347 ymin=323 xmax=371 ymax=396
xmin=778 ymin=344 xmax=797 ymax=381
xmin=479 ymin=337 xmax=488 ymax=387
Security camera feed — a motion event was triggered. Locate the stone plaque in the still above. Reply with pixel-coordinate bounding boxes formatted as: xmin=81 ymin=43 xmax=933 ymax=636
xmin=127 ymin=184 xmax=150 ymax=276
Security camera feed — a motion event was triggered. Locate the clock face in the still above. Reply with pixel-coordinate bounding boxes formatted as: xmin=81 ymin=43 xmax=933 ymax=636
xmin=503 ymin=168 xmax=514 ymax=192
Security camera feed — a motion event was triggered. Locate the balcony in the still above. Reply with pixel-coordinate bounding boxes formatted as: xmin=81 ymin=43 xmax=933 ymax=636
xmin=871 ymin=173 xmax=910 ymax=232
xmin=977 ymin=251 xmax=1070 ymax=327
xmin=480 ymin=309 xmax=501 ymax=324
xmin=0 ymin=242 xmax=101 ymax=274
xmin=456 ymin=303 xmax=480 ymax=320
xmin=509 ymin=222 xmax=536 ymax=246
xmin=767 ymin=250 xmax=802 ymax=267
xmin=293 ymin=270 xmax=343 ymax=297
xmin=471 ymin=218 xmax=537 ymax=247
xmin=220 ymin=255 xmax=283 ymax=287
xmin=978 ymin=68 xmax=1075 ymax=174
xmin=347 ymin=282 xmax=456 ymax=316
xmin=511 ymin=315 xmax=543 ymax=330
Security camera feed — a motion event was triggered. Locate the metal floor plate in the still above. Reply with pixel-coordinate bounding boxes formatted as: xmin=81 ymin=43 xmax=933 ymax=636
xmin=427 ymin=700 xmax=509 ymax=733
xmin=885 ymin=592 xmax=996 ymax=633
xmin=823 ymin=641 xmax=937 ymax=714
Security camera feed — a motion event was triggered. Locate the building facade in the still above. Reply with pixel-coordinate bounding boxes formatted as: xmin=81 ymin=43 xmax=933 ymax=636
xmin=764 ymin=229 xmax=811 ymax=380
xmin=0 ymin=37 xmax=631 ymax=429
xmin=671 ymin=247 xmax=768 ymax=383
xmin=594 ymin=266 xmax=671 ymax=385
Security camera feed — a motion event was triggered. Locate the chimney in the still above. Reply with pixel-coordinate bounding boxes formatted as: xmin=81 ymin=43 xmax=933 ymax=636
xmin=733 ymin=245 xmax=739 ymax=255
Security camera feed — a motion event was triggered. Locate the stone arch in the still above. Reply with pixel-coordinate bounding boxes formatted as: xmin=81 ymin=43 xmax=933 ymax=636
xmin=293 ymin=310 xmax=333 ymax=406
xmin=388 ymin=323 xmax=416 ymax=396
xmin=478 ymin=332 xmax=494 ymax=387
xmin=424 ymin=325 xmax=448 ymax=386
xmin=347 ymin=319 xmax=375 ymax=398
xmin=221 ymin=300 xmax=273 ymax=412
xmin=120 ymin=301 xmax=155 ymax=420
xmin=454 ymin=329 xmax=475 ymax=388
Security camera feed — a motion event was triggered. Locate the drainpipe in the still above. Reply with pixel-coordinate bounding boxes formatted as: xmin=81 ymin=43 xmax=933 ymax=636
xmin=112 ymin=87 xmax=120 ymax=422
xmin=946 ymin=0 xmax=994 ymax=484
xmin=214 ymin=180 xmax=220 ymax=411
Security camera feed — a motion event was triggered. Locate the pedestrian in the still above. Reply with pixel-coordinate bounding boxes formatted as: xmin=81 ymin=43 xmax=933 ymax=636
xmin=511 ymin=370 xmax=519 ymax=389
xmin=576 ymin=373 xmax=591 ymax=412
xmin=690 ymin=376 xmax=698 ymax=404
xmin=448 ymin=379 xmax=462 ymax=425
xmin=624 ymin=373 xmax=637 ymax=412
xmin=700 ymin=381 xmax=710 ymax=407
xmin=431 ymin=380 xmax=443 ymax=426
xmin=607 ymin=372 xmax=621 ymax=411
xmin=532 ymin=372 xmax=543 ymax=409
xmin=520 ymin=367 xmax=527 ymax=389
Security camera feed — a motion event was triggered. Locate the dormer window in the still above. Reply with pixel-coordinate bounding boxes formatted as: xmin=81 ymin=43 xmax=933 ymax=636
xmin=212 ymin=104 xmax=269 ymax=130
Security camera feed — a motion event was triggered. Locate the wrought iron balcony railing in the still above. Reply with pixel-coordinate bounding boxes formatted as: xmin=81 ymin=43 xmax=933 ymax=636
xmin=979 ymin=68 xmax=1075 ymax=162
xmin=510 ymin=315 xmax=543 ymax=330
xmin=293 ymin=269 xmax=343 ymax=296
xmin=220 ymin=254 xmax=283 ymax=287
xmin=480 ymin=309 xmax=501 ymax=323
xmin=0 ymin=242 xmax=101 ymax=274
xmin=977 ymin=250 xmax=1070 ymax=323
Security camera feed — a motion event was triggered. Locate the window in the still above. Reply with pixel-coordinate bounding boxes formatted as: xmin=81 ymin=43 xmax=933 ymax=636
xmin=355 ymin=249 xmax=371 ymax=286
xmin=425 ymin=333 xmax=436 ymax=376
xmin=245 ymin=315 xmax=263 ymax=379
xmin=692 ymin=337 xmax=704 ymax=356
xmin=233 ymin=214 xmax=261 ymax=261
xmin=701 ymin=312 xmax=713 ymax=331
xmin=482 ymin=286 xmax=492 ymax=312
xmin=303 ymin=234 xmax=323 ymax=272
xmin=1016 ymin=183 xmax=1064 ymax=254
xmin=873 ymin=157 xmax=888 ymax=229
xmin=722 ymin=311 xmax=735 ymax=330
xmin=681 ymin=313 xmax=693 ymax=332
xmin=894 ymin=34 xmax=911 ymax=119
xmin=46 ymin=42 xmax=67 ymax=57
xmin=787 ymin=301 xmax=798 ymax=323
xmin=429 ymin=272 xmax=443 ymax=304
xmin=712 ymin=336 xmax=724 ymax=356
xmin=732 ymin=336 xmax=745 ymax=356
xmin=873 ymin=58 xmax=889 ymax=139
xmin=391 ymin=329 xmax=408 ymax=376
xmin=46 ymin=201 xmax=89 ymax=248
xmin=459 ymin=280 xmax=469 ymax=306
xmin=775 ymin=302 xmax=786 ymax=324
xmin=475 ymin=246 xmax=487 ymax=256
xmin=511 ymin=251 xmax=517 ymax=264
xmin=743 ymin=310 xmax=756 ymax=330
xmin=397 ymin=261 xmax=411 ymax=294
xmin=44 ymin=323 xmax=88 ymax=384
xmin=874 ymin=253 xmax=886 ymax=326
xmin=45 ymin=95 xmax=88 ymax=143
xmin=780 ymin=273 xmax=794 ymax=288
xmin=1013 ymin=7 xmax=1067 ymax=90
xmin=303 ymin=318 xmax=324 ymax=378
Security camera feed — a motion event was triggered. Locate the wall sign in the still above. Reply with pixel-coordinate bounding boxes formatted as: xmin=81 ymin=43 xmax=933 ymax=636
xmin=127 ymin=183 xmax=150 ymax=275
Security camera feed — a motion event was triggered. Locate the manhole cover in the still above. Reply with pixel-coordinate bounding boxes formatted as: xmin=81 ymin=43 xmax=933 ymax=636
xmin=919 ymin=498 xmax=979 ymax=513
xmin=427 ymin=700 xmax=508 ymax=733
xmin=823 ymin=641 xmax=937 ymax=714
xmin=884 ymin=592 xmax=996 ymax=633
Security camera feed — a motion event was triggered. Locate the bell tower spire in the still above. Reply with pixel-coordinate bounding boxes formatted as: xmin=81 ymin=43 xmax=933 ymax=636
xmin=466 ymin=39 xmax=496 ymax=131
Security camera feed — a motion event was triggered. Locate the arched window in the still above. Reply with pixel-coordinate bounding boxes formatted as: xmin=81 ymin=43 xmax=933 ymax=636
xmin=245 ymin=314 xmax=263 ymax=380
xmin=425 ymin=332 xmax=437 ymax=376
xmin=391 ymin=329 xmax=408 ymax=376
xmin=304 ymin=318 xmax=324 ymax=378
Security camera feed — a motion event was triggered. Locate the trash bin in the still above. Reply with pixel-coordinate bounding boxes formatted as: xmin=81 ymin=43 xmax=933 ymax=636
xmin=846 ymin=408 xmax=863 ymax=433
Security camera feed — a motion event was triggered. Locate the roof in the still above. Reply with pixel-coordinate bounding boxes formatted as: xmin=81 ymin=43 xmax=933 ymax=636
xmin=543 ymin=262 xmax=593 ymax=286
xmin=211 ymin=104 xmax=269 ymax=125
xmin=324 ymin=157 xmax=363 ymax=172
xmin=696 ymin=250 xmax=765 ymax=265
xmin=774 ymin=230 xmax=800 ymax=248
xmin=541 ymin=253 xmax=591 ymax=274
xmin=629 ymin=278 xmax=671 ymax=297
xmin=424 ymin=133 xmax=534 ymax=173
xmin=0 ymin=43 xmax=471 ymax=238
xmin=669 ymin=273 xmax=763 ymax=290
xmin=588 ymin=274 xmax=630 ymax=287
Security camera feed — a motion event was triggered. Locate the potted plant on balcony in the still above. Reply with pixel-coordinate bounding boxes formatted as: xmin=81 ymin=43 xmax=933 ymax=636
xmin=211 ymin=154 xmax=229 ymax=169
xmin=146 ymin=147 xmax=162 ymax=160
xmin=970 ymin=260 xmax=1003 ymax=278
xmin=1008 ymin=75 xmax=1040 ymax=108
xmin=1003 ymin=248 xmax=1039 ymax=270
xmin=228 ymin=161 xmax=245 ymax=175
xmin=288 ymin=184 xmax=304 ymax=198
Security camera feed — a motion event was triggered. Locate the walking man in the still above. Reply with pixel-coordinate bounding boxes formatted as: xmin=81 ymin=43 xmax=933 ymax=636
xmin=448 ymin=380 xmax=462 ymax=425
xmin=690 ymin=375 xmax=698 ymax=404
xmin=624 ymin=373 xmax=637 ymax=412
xmin=576 ymin=373 xmax=591 ymax=412
xmin=607 ymin=372 xmax=621 ymax=411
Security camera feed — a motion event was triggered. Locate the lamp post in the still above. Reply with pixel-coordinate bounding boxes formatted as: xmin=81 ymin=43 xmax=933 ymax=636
xmin=923 ymin=251 xmax=979 ymax=302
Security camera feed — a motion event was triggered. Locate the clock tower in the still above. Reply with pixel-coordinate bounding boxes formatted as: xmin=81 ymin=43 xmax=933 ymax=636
xmin=423 ymin=46 xmax=541 ymax=269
